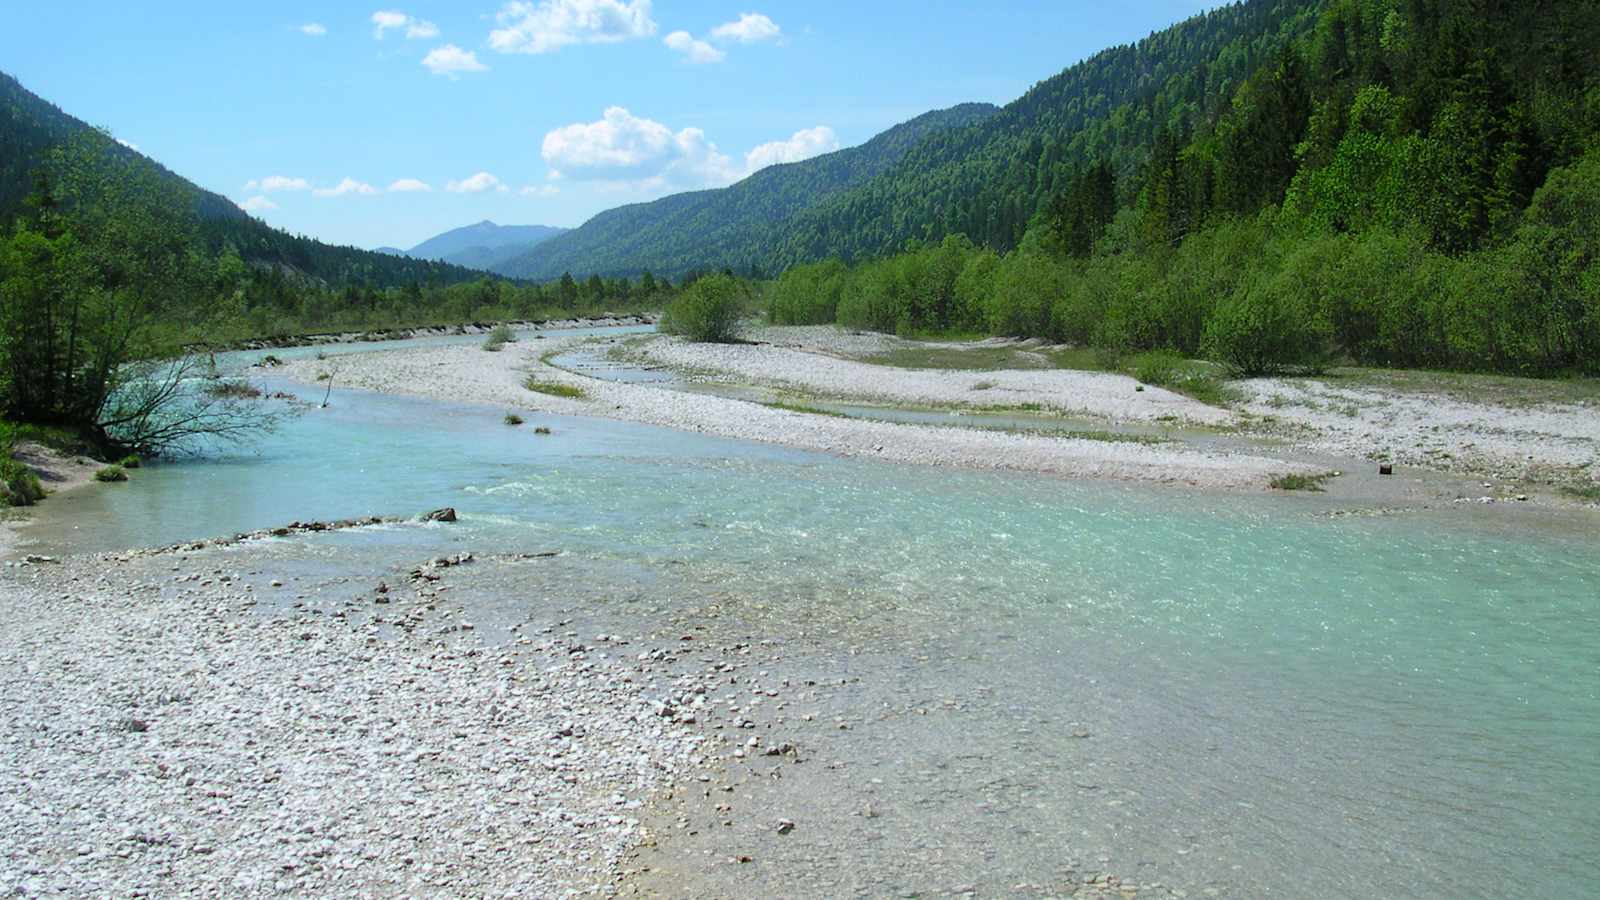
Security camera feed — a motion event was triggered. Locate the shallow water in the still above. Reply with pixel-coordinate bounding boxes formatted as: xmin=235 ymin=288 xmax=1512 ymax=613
xmin=19 ymin=331 xmax=1600 ymax=897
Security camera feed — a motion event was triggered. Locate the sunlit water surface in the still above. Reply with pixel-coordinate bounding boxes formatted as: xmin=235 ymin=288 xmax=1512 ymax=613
xmin=18 ymin=330 xmax=1599 ymax=897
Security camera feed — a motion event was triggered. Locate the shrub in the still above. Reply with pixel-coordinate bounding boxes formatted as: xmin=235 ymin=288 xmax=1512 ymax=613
xmin=1 ymin=457 xmax=45 ymax=506
xmin=94 ymin=465 xmax=129 ymax=483
xmin=523 ymin=376 xmax=585 ymax=399
xmin=119 ymin=455 xmax=141 ymax=468
xmin=503 ymin=413 xmax=524 ymax=426
xmin=1130 ymin=350 xmax=1185 ymax=386
xmin=206 ymin=381 xmax=262 ymax=399
xmin=661 ymin=274 xmax=745 ymax=343
xmin=533 ymin=426 xmax=552 ymax=435
xmin=1203 ymin=277 xmax=1333 ymax=377
xmin=483 ymin=324 xmax=516 ymax=352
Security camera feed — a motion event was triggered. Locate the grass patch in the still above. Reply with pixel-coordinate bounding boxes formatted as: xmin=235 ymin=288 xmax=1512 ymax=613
xmin=503 ymin=413 xmax=524 ymax=426
xmin=1269 ymin=472 xmax=1335 ymax=492
xmin=864 ymin=345 xmax=1050 ymax=371
xmin=533 ymin=426 xmax=552 ymax=435
xmin=94 ymin=465 xmax=129 ymax=483
xmin=763 ymin=400 xmax=849 ymax=418
xmin=1560 ymin=482 xmax=1600 ymax=502
xmin=119 ymin=454 xmax=141 ymax=469
xmin=523 ymin=376 xmax=586 ymax=399
xmin=1059 ymin=429 xmax=1169 ymax=445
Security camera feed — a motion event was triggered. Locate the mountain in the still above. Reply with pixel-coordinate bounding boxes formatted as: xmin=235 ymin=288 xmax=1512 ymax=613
xmin=498 ymin=102 xmax=1001 ymax=280
xmin=499 ymin=0 xmax=1323 ymax=280
xmin=0 ymin=71 xmax=483 ymax=288
xmin=403 ymin=220 xmax=567 ymax=271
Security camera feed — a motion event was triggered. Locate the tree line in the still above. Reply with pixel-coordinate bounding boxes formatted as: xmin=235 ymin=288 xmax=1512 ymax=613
xmin=769 ymin=0 xmax=1600 ymax=377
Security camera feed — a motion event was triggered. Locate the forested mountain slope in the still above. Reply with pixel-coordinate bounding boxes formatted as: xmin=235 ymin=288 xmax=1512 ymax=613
xmin=0 ymin=72 xmax=482 ymax=288
xmin=498 ymin=103 xmax=1000 ymax=280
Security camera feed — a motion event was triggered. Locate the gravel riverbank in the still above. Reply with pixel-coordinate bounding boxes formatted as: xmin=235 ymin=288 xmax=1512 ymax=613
xmin=0 ymin=541 xmax=718 ymax=897
xmin=280 ymin=335 xmax=1316 ymax=490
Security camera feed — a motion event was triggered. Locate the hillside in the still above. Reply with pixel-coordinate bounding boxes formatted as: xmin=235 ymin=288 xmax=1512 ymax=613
xmin=404 ymin=220 xmax=567 ymax=271
xmin=499 ymin=102 xmax=1000 ymax=280
xmin=501 ymin=0 xmax=1323 ymax=279
xmin=0 ymin=71 xmax=483 ymax=289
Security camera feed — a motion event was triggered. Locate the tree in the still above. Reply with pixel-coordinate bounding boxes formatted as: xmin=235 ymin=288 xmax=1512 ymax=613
xmin=0 ymin=132 xmax=278 ymax=453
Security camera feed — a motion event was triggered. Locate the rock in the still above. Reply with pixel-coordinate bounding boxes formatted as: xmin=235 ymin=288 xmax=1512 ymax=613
xmin=1378 ymin=464 xmax=1394 ymax=476
xmin=422 ymin=508 xmax=457 ymax=523
xmin=775 ymin=819 xmax=795 ymax=835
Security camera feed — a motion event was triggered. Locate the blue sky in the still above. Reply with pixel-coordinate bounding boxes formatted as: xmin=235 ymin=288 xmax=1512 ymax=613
xmin=2 ymin=1 xmax=1218 ymax=250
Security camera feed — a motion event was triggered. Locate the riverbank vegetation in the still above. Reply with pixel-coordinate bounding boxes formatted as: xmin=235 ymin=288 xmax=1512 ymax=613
xmin=767 ymin=0 xmax=1600 ymax=379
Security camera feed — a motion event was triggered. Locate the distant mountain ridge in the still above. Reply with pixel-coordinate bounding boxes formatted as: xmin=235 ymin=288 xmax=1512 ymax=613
xmin=397 ymin=220 xmax=567 ymax=272
xmin=498 ymin=103 xmax=1001 ymax=280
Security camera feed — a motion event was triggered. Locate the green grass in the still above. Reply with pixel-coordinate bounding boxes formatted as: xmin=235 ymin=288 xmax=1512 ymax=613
xmin=523 ymin=376 xmax=586 ymax=399
xmin=503 ymin=412 xmax=524 ymax=426
xmin=119 ymin=454 xmax=141 ymax=468
xmin=1321 ymin=366 xmax=1600 ymax=408
xmin=1560 ymin=482 xmax=1600 ymax=502
xmin=1058 ymin=429 xmax=1169 ymax=445
xmin=1269 ymin=472 xmax=1336 ymax=492
xmin=863 ymin=345 xmax=1052 ymax=371
xmin=763 ymin=400 xmax=849 ymax=417
xmin=94 ymin=465 xmax=129 ymax=483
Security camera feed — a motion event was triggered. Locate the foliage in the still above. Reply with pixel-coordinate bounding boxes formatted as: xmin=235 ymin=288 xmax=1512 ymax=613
xmin=522 ymin=377 xmax=585 ymax=399
xmin=483 ymin=324 xmax=516 ymax=352
xmin=1269 ymin=472 xmax=1335 ymax=491
xmin=93 ymin=464 xmax=128 ymax=483
xmin=118 ymin=454 xmax=140 ymax=468
xmin=661 ymin=273 xmax=747 ymax=343
xmin=503 ymin=412 xmax=524 ymax=425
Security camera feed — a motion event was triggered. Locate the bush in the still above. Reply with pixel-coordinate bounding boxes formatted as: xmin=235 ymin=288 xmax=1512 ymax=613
xmin=661 ymin=274 xmax=745 ymax=342
xmin=1130 ymin=350 xmax=1185 ymax=386
xmin=483 ymin=324 xmax=516 ymax=352
xmin=206 ymin=381 xmax=262 ymax=399
xmin=119 ymin=454 xmax=141 ymax=468
xmin=1 ymin=457 xmax=45 ymax=506
xmin=1203 ymin=279 xmax=1333 ymax=377
xmin=503 ymin=413 xmax=524 ymax=426
xmin=94 ymin=465 xmax=129 ymax=483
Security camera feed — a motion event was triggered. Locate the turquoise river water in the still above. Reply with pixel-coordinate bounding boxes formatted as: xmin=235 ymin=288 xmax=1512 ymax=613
xmin=15 ymin=328 xmax=1599 ymax=897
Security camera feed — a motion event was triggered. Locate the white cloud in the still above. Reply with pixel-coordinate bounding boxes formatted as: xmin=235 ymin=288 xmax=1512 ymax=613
xmin=300 ymin=22 xmax=327 ymax=36
xmin=243 ymin=175 xmax=311 ymax=193
xmin=663 ymin=30 xmax=723 ymax=64
xmin=313 ymin=177 xmax=379 ymax=198
xmin=745 ymin=125 xmax=838 ymax=172
xmin=541 ymin=106 xmax=737 ymax=188
xmin=388 ymin=178 xmax=433 ymax=192
xmin=371 ymin=10 xmax=409 ymax=37
xmin=241 ymin=196 xmax=277 ymax=212
xmin=422 ymin=44 xmax=488 ymax=77
xmin=521 ymin=184 xmax=560 ymax=197
xmin=489 ymin=0 xmax=656 ymax=55
xmin=446 ymin=172 xmax=508 ymax=193
xmin=710 ymin=12 xmax=779 ymax=44
xmin=372 ymin=10 xmax=436 ymax=39
xmin=116 ymin=138 xmax=140 ymax=152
